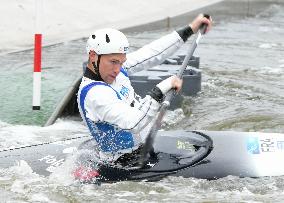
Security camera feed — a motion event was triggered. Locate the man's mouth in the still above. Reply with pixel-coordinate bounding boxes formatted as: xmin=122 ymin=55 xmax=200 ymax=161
xmin=109 ymin=74 xmax=116 ymax=80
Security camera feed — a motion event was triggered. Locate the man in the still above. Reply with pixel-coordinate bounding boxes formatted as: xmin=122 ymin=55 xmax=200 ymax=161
xmin=77 ymin=14 xmax=212 ymax=163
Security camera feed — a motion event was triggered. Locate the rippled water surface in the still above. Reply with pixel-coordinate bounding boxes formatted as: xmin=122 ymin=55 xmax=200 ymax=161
xmin=0 ymin=3 xmax=284 ymax=202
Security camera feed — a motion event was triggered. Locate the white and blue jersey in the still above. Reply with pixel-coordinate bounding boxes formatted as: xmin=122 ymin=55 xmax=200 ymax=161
xmin=78 ymin=30 xmax=185 ymax=162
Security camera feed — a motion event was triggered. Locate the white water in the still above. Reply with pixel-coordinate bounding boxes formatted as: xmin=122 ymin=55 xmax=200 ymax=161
xmin=1 ymin=3 xmax=284 ymax=202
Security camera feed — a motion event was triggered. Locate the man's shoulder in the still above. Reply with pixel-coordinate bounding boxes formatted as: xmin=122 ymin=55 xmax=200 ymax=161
xmin=80 ymin=77 xmax=102 ymax=85
xmin=80 ymin=78 xmax=112 ymax=91
xmin=80 ymin=77 xmax=121 ymax=99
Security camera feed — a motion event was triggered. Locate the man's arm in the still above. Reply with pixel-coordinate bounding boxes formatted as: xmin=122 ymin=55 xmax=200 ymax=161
xmin=123 ymin=31 xmax=185 ymax=74
xmin=123 ymin=14 xmax=212 ymax=74
xmin=87 ymin=75 xmax=182 ymax=134
xmin=87 ymin=86 xmax=160 ymax=134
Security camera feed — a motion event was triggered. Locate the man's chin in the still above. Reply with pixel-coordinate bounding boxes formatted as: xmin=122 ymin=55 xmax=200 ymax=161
xmin=105 ymin=78 xmax=115 ymax=84
xmin=109 ymin=76 xmax=117 ymax=83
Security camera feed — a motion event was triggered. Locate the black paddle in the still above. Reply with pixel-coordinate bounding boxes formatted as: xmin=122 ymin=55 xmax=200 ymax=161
xmin=139 ymin=15 xmax=210 ymax=167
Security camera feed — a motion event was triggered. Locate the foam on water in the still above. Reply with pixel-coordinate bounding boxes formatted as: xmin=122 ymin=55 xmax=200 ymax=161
xmin=257 ymin=66 xmax=284 ymax=75
xmin=162 ymin=108 xmax=185 ymax=126
xmin=1 ymin=156 xmax=284 ymax=202
xmin=0 ymin=3 xmax=284 ymax=202
xmin=0 ymin=119 xmax=88 ymax=151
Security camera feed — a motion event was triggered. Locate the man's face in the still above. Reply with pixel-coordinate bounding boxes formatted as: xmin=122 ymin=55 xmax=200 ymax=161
xmin=99 ymin=53 xmax=126 ymax=84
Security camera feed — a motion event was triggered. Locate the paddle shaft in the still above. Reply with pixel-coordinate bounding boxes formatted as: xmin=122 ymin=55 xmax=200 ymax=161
xmin=139 ymin=21 xmax=209 ymax=166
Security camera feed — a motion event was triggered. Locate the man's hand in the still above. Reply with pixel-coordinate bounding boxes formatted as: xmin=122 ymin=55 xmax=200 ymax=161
xmin=157 ymin=75 xmax=183 ymax=94
xmin=189 ymin=14 xmax=212 ymax=34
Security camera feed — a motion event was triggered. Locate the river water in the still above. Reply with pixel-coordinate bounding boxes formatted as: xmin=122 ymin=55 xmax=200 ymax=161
xmin=0 ymin=3 xmax=284 ymax=203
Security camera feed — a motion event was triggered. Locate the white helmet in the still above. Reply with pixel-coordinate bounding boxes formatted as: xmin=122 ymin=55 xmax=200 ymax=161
xmin=86 ymin=28 xmax=129 ymax=55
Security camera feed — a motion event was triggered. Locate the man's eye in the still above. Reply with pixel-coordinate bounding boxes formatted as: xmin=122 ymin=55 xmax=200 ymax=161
xmin=110 ymin=60 xmax=121 ymax=65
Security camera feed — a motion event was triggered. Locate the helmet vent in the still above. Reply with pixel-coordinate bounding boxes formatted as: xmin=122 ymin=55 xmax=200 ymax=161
xmin=92 ymin=35 xmax=96 ymax=39
xmin=106 ymin=34 xmax=110 ymax=43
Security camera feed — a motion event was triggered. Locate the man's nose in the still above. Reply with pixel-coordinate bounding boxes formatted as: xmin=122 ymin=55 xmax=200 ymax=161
xmin=114 ymin=64 xmax=120 ymax=74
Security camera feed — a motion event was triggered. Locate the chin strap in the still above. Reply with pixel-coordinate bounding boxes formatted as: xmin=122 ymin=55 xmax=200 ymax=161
xmin=91 ymin=55 xmax=103 ymax=81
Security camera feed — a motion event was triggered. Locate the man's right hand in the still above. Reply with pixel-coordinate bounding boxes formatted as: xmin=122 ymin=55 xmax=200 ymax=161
xmin=189 ymin=14 xmax=212 ymax=34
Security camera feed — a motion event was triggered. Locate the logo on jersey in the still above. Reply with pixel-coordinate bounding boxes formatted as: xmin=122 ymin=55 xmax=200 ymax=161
xmin=120 ymin=85 xmax=129 ymax=99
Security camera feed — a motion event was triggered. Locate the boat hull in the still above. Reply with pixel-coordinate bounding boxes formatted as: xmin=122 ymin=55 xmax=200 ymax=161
xmin=1 ymin=130 xmax=284 ymax=182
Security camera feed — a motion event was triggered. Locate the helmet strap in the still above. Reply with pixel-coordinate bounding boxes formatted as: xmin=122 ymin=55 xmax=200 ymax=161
xmin=92 ymin=55 xmax=103 ymax=81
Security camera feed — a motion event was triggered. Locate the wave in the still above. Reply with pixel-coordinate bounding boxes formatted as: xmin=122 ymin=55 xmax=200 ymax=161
xmin=0 ymin=119 xmax=88 ymax=151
